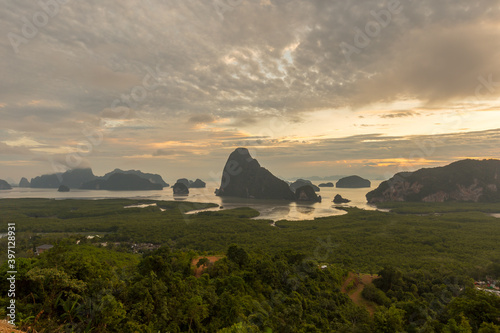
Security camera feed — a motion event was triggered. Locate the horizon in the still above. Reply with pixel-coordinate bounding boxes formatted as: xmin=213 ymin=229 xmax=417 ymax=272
xmin=1 ymin=1 xmax=500 ymax=182
xmin=2 ymin=155 xmax=498 ymax=186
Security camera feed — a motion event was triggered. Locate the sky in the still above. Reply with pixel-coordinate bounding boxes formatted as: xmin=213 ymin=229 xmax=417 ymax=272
xmin=1 ymin=0 xmax=500 ymax=184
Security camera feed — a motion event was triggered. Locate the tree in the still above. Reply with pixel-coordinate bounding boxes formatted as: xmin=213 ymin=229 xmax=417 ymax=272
xmin=197 ymin=257 xmax=210 ymax=268
xmin=227 ymin=245 xmax=249 ymax=267
xmin=442 ymin=314 xmax=472 ymax=333
xmin=374 ymin=305 xmax=405 ymax=333
xmin=478 ymin=322 xmax=500 ymax=333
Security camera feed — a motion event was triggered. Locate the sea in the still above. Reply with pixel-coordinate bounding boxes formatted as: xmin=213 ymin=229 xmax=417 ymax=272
xmin=0 ymin=181 xmax=385 ymax=221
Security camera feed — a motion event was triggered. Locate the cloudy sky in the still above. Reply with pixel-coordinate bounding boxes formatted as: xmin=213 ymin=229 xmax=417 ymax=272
xmin=1 ymin=0 xmax=500 ymax=183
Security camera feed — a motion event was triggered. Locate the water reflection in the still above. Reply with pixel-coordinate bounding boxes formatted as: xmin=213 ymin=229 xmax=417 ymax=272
xmin=296 ymin=205 xmax=315 ymax=215
xmin=0 ymin=181 xmax=384 ymax=221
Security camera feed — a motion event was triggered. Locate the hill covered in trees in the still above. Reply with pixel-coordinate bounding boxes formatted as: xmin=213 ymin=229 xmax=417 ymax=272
xmin=367 ymin=159 xmax=500 ymax=203
xmin=1 ymin=199 xmax=499 ymax=332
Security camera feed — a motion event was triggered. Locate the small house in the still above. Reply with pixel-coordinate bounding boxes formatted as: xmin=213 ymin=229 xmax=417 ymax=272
xmin=35 ymin=244 xmax=53 ymax=255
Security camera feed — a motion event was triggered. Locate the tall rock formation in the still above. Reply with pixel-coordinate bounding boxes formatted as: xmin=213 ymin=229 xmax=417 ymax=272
xmin=19 ymin=177 xmax=30 ymax=188
xmin=366 ymin=159 xmax=500 ymax=203
xmin=216 ymin=148 xmax=295 ymax=200
xmin=173 ymin=182 xmax=189 ymax=195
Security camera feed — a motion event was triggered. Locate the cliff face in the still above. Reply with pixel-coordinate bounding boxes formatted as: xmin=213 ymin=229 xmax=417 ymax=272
xmin=216 ymin=148 xmax=295 ymax=200
xmin=366 ymin=159 xmax=500 ymax=203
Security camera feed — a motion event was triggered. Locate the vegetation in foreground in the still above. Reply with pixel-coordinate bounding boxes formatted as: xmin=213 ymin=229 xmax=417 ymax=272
xmin=0 ymin=198 xmax=499 ymax=332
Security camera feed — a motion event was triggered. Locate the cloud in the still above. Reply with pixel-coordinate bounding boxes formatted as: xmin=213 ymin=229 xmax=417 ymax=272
xmin=1 ymin=0 xmax=499 ymax=179
xmin=152 ymin=149 xmax=191 ymax=157
xmin=380 ymin=111 xmax=420 ymax=118
xmin=0 ymin=142 xmax=32 ymax=155
xmin=100 ymin=107 xmax=136 ymax=119
xmin=188 ymin=114 xmax=216 ymax=124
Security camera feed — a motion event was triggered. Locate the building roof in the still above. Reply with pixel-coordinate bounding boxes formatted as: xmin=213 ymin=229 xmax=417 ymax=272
xmin=36 ymin=244 xmax=54 ymax=250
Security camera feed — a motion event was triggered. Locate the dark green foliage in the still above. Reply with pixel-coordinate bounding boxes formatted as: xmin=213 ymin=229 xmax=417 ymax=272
xmin=1 ymin=244 xmax=352 ymax=332
xmin=227 ymin=245 xmax=249 ymax=267
xmin=1 ymin=199 xmax=500 ymax=332
xmin=362 ymin=284 xmax=391 ymax=306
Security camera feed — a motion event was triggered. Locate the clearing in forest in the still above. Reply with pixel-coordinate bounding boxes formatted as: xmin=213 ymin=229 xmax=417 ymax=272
xmin=191 ymin=255 xmax=224 ymax=277
xmin=341 ymin=272 xmax=378 ymax=315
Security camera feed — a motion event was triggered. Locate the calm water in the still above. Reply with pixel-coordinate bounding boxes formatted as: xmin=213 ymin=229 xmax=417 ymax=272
xmin=0 ymin=181 xmax=383 ymax=221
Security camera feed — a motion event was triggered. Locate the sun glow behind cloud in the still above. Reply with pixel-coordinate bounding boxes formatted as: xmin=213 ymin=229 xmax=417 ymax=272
xmin=0 ymin=1 xmax=499 ymax=180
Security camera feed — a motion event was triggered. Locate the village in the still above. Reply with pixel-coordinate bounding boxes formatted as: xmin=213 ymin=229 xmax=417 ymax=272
xmin=475 ymin=279 xmax=500 ymax=297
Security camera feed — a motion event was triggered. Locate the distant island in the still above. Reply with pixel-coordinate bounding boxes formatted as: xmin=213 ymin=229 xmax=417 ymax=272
xmin=103 ymin=169 xmax=169 ymax=187
xmin=31 ymin=168 xmax=96 ymax=189
xmin=318 ymin=182 xmax=334 ymax=187
xmin=0 ymin=179 xmax=12 ymax=190
xmin=81 ymin=173 xmax=163 ymax=191
xmin=173 ymin=182 xmax=189 ymax=195
xmin=216 ymin=148 xmax=295 ymax=200
xmin=28 ymin=168 xmax=167 ymax=191
xmin=336 ymin=175 xmax=371 ymax=188
xmin=295 ymin=185 xmax=321 ymax=202
xmin=19 ymin=177 xmax=30 ymax=187
xmin=333 ymin=194 xmax=350 ymax=203
xmin=176 ymin=178 xmax=206 ymax=188
xmin=290 ymin=179 xmax=320 ymax=192
xmin=58 ymin=185 xmax=70 ymax=192
xmin=367 ymin=159 xmax=500 ymax=203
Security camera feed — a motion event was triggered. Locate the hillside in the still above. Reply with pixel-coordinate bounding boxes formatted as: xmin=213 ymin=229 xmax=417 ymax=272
xmin=367 ymin=159 xmax=500 ymax=203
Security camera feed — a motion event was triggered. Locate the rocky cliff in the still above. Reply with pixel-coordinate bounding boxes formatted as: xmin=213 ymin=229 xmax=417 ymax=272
xmin=173 ymin=182 xmax=189 ymax=195
xmin=366 ymin=159 xmax=500 ymax=203
xmin=216 ymin=148 xmax=295 ymax=200
xmin=295 ymin=185 xmax=321 ymax=202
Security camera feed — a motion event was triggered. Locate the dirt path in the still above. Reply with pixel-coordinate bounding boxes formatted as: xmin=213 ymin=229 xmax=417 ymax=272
xmin=342 ymin=272 xmax=377 ymax=315
xmin=191 ymin=255 xmax=224 ymax=277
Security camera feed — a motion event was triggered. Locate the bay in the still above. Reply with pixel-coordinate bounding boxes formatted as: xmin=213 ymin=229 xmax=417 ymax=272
xmin=0 ymin=181 xmax=384 ymax=221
